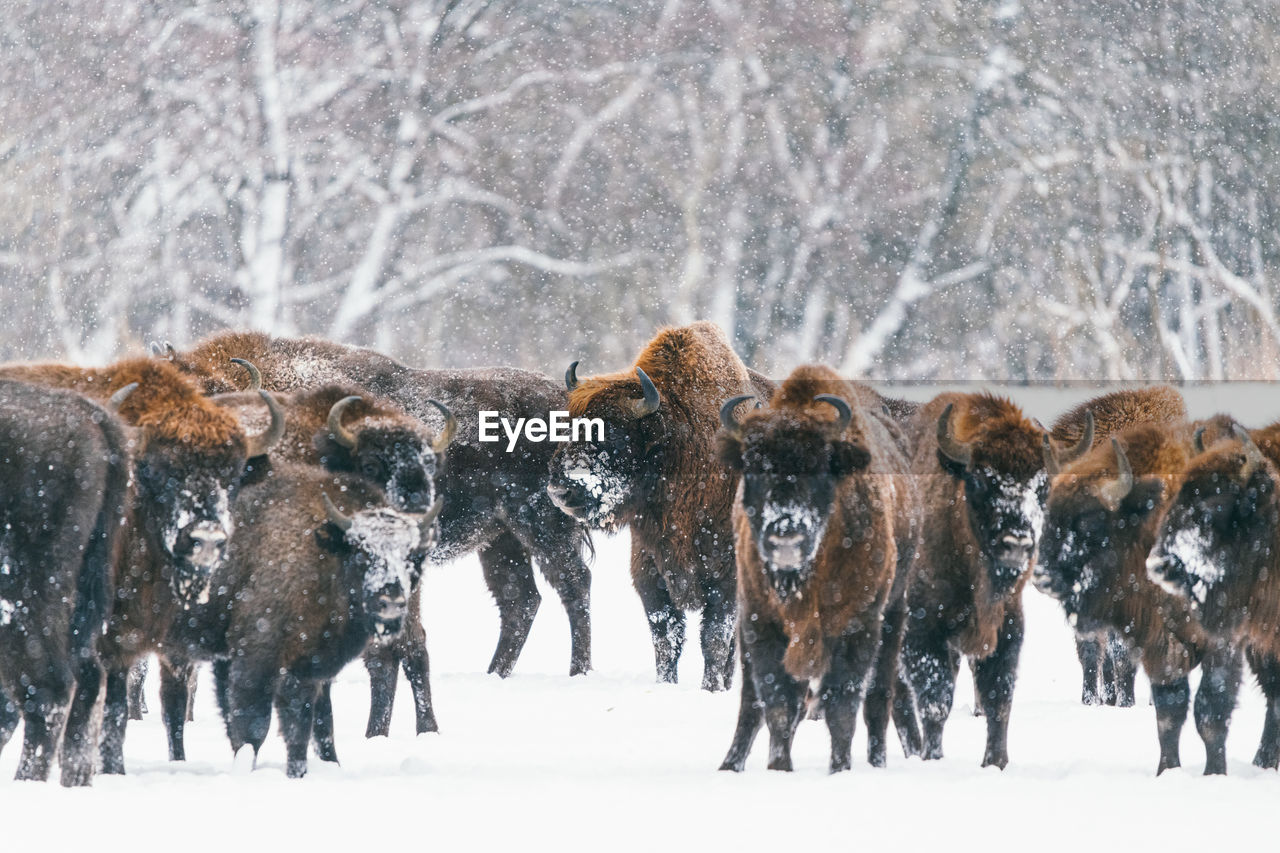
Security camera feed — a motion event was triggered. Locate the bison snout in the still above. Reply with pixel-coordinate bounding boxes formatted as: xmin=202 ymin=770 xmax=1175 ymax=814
xmin=765 ymin=532 xmax=807 ymax=569
xmin=996 ymin=533 xmax=1034 ymax=563
xmin=1146 ymin=552 xmax=1192 ymax=600
xmin=548 ymin=481 xmax=588 ymax=516
xmin=186 ymin=523 xmax=229 ymax=569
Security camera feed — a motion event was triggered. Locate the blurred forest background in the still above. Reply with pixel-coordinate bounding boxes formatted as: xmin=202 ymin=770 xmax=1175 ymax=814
xmin=2 ymin=0 xmax=1279 ymax=380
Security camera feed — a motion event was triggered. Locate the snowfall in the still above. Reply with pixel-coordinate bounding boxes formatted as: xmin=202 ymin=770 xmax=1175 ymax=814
xmin=3 ymin=384 xmax=1279 ymax=851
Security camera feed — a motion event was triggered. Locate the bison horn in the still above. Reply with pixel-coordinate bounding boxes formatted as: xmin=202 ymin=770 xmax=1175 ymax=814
xmin=565 ymin=360 xmax=580 ymax=392
xmin=814 ymin=394 xmax=853 ymax=433
xmin=719 ymin=394 xmax=755 ymax=435
xmin=322 ymin=492 xmax=354 ymax=532
xmin=108 ymin=382 xmax=139 ymax=413
xmin=1097 ymin=437 xmax=1134 ymax=512
xmin=1043 ymin=434 xmax=1060 ymax=478
xmin=427 ymin=399 xmax=457 ymax=454
xmin=631 ymin=367 xmax=661 ymax=418
xmin=1233 ymin=424 xmax=1266 ymax=480
xmin=418 ymin=496 xmax=445 ymax=544
xmin=244 ymin=389 xmax=286 ymax=458
xmin=147 ymin=341 xmax=163 ymax=358
xmin=1192 ymin=425 xmax=1208 ymax=454
xmin=936 ymin=403 xmax=973 ymax=468
xmin=327 ymin=395 xmax=362 ymax=450
xmin=230 ymin=358 xmax=262 ymax=391
xmin=1058 ymin=410 xmax=1094 ymax=466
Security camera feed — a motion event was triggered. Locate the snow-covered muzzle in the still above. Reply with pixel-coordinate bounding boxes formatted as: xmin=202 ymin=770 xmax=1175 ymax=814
xmin=383 ymin=447 xmax=438 ymax=513
xmin=343 ymin=508 xmax=427 ymax=639
xmin=548 ymin=445 xmax=632 ymax=529
xmin=754 ymin=499 xmax=830 ymax=599
xmin=163 ymin=485 xmax=234 ymax=608
xmin=1147 ymin=497 xmax=1233 ymax=612
xmin=967 ymin=468 xmax=1048 ymax=594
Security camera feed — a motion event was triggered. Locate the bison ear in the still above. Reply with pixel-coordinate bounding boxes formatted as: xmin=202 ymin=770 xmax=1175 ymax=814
xmin=716 ymin=432 xmax=744 ymax=472
xmin=830 ymin=441 xmax=872 ymax=479
xmin=1120 ymin=476 xmax=1165 ymax=518
xmin=314 ymin=523 xmax=349 ymax=554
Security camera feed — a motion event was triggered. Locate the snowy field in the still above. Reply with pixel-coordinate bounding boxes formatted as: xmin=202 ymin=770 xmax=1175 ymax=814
xmin=4 ymin=383 xmax=1280 ymax=850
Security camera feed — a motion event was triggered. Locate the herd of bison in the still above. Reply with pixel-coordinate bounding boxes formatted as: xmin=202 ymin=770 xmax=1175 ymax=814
xmin=2 ymin=320 xmax=1279 ymax=785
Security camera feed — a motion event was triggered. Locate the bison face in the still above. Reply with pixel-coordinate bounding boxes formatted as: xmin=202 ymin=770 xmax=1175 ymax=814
xmin=959 ymin=464 xmax=1049 ymax=597
xmin=136 ymin=441 xmax=246 ymax=607
xmin=322 ymin=504 xmax=437 ymax=639
xmin=328 ymin=428 xmax=439 ymax=513
xmin=547 ymin=428 xmax=642 ymax=530
xmin=1147 ymin=438 xmax=1277 ymax=631
xmin=723 ymin=414 xmax=869 ymax=600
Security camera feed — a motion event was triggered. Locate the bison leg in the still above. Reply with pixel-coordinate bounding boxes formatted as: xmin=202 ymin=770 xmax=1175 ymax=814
xmin=1108 ymin=633 xmax=1138 ymax=708
xmin=523 ymin=510 xmax=593 ymax=677
xmin=972 ymin=604 xmax=1024 ymax=770
xmin=312 ymin=681 xmax=339 ymax=764
xmin=865 ymin=601 xmax=908 ymax=767
xmin=892 ymin=670 xmax=923 ymax=758
xmin=397 ymin=615 xmax=439 ymax=734
xmin=754 ymin=631 xmax=804 ymax=771
xmin=633 ymin=565 xmax=685 ymax=685
xmin=59 ymin=655 xmax=104 ymax=787
xmin=0 ymin=687 xmax=19 ymax=757
xmin=698 ymin=583 xmax=736 ymax=693
xmin=1077 ymin=634 xmax=1103 ymax=706
xmin=1151 ymin=676 xmax=1190 ymax=775
xmin=159 ymin=657 xmax=194 ymax=762
xmin=363 ymin=640 xmax=399 ymax=738
xmin=15 ymin=658 xmax=73 ymax=782
xmin=99 ymin=664 xmax=130 ymax=775
xmin=719 ymin=629 xmax=764 ymax=772
xmin=1194 ymin=642 xmax=1242 ymax=776
xmin=275 ymin=674 xmax=318 ymax=780
xmin=823 ymin=632 xmax=880 ymax=774
xmin=127 ymin=658 xmax=148 ymax=720
xmin=224 ymin=659 xmax=275 ymax=765
xmin=479 ymin=530 xmax=540 ymax=678
xmin=1248 ymin=649 xmax=1280 ymax=769
xmin=902 ymin=630 xmax=958 ymax=762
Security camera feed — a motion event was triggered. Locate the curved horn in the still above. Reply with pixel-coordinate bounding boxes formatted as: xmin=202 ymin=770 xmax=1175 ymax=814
xmin=108 ymin=382 xmax=139 ymax=413
xmin=230 ymin=358 xmax=262 ymax=391
xmin=1058 ymin=410 xmax=1095 ymax=466
xmin=164 ymin=342 xmax=177 ymax=359
xmin=1097 ymin=437 xmax=1134 ymax=512
xmin=1192 ymin=425 xmax=1208 ymax=455
xmin=631 ymin=367 xmax=661 ymax=418
xmin=327 ymin=395 xmax=362 ymax=450
xmin=1043 ymin=434 xmax=1060 ymax=478
xmin=418 ymin=496 xmax=445 ymax=544
xmin=565 ymin=360 xmax=580 ymax=392
xmin=322 ymin=492 xmax=354 ymax=532
xmin=1234 ymin=424 xmax=1266 ymax=480
xmin=147 ymin=341 xmax=163 ymax=358
xmin=814 ymin=394 xmax=853 ymax=433
xmin=244 ymin=389 xmax=286 ymax=458
xmin=427 ymin=399 xmax=457 ymax=454
xmin=936 ymin=403 xmax=973 ymax=468
xmin=719 ymin=394 xmax=755 ymax=435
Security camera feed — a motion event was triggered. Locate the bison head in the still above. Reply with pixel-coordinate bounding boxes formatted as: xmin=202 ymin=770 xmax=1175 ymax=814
xmin=316 ymin=395 xmax=455 ymax=512
xmin=1147 ymin=426 xmax=1278 ymax=633
xmin=319 ymin=493 xmax=443 ymax=638
xmin=1035 ymin=437 xmax=1165 ymax=628
xmin=718 ymin=393 xmax=868 ymax=599
xmin=546 ymin=363 xmax=661 ymax=530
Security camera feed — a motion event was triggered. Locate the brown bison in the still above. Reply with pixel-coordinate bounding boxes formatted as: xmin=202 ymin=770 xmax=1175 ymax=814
xmin=1036 ymin=417 xmax=1247 ymax=774
xmin=165 ymin=463 xmax=441 ymax=778
xmin=715 ymin=366 xmax=920 ymax=771
xmin=895 ymin=392 xmax=1090 ymax=768
xmin=1147 ymin=421 xmax=1280 ymax=769
xmin=165 ymin=332 xmax=592 ymax=683
xmin=0 ymin=356 xmax=284 ymax=772
xmin=546 ymin=323 xmax=772 ymax=691
xmin=0 ymin=380 xmax=132 ymax=786
xmin=1047 ymin=386 xmax=1187 ymax=707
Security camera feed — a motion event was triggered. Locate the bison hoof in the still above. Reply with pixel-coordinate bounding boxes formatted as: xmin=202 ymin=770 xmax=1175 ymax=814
xmin=287 ymin=759 xmax=308 ymax=779
xmin=718 ymin=760 xmax=745 ymax=773
xmin=60 ymin=764 xmax=94 ymax=788
xmin=1156 ymin=757 xmax=1180 ymax=776
xmin=1252 ymin=748 xmax=1280 ymax=770
xmin=1082 ymin=691 xmax=1103 ymax=707
xmin=981 ymin=752 xmax=1008 ymax=770
xmin=569 ymin=661 xmax=591 ymax=677
xmin=867 ymin=746 xmax=887 ymax=768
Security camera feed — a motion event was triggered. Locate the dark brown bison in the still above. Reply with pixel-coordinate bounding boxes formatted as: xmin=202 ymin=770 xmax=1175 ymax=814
xmin=1048 ymin=386 xmax=1187 ymax=707
xmin=715 ymin=366 xmax=920 ymax=772
xmin=209 ymin=379 xmax=454 ymax=736
xmin=1147 ymin=421 xmax=1280 ymax=769
xmin=166 ymin=463 xmax=441 ymax=778
xmin=0 ymin=380 xmax=132 ymax=786
xmin=895 ymin=392 xmax=1090 ymax=768
xmin=0 ymin=356 xmax=284 ymax=773
xmin=166 ymin=332 xmax=592 ymax=683
xmin=1036 ymin=417 xmax=1247 ymax=774
xmin=546 ymin=323 xmax=772 ymax=691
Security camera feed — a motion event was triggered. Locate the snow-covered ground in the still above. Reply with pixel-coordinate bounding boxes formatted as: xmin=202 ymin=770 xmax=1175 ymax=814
xmin=4 ymin=383 xmax=1280 ymax=850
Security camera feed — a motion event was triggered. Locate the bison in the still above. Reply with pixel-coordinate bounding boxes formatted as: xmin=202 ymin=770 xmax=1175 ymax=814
xmin=1036 ymin=418 xmax=1245 ymax=774
xmin=165 ymin=332 xmax=592 ymax=685
xmin=894 ymin=392 xmax=1090 ymax=768
xmin=1048 ymin=386 xmax=1188 ymax=707
xmin=1147 ymin=422 xmax=1280 ymax=769
xmin=715 ymin=365 xmax=920 ymax=771
xmin=0 ymin=356 xmax=284 ymax=772
xmin=546 ymin=323 xmax=771 ymax=691
xmin=0 ymin=380 xmax=132 ymax=786
xmin=165 ymin=463 xmax=441 ymax=778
